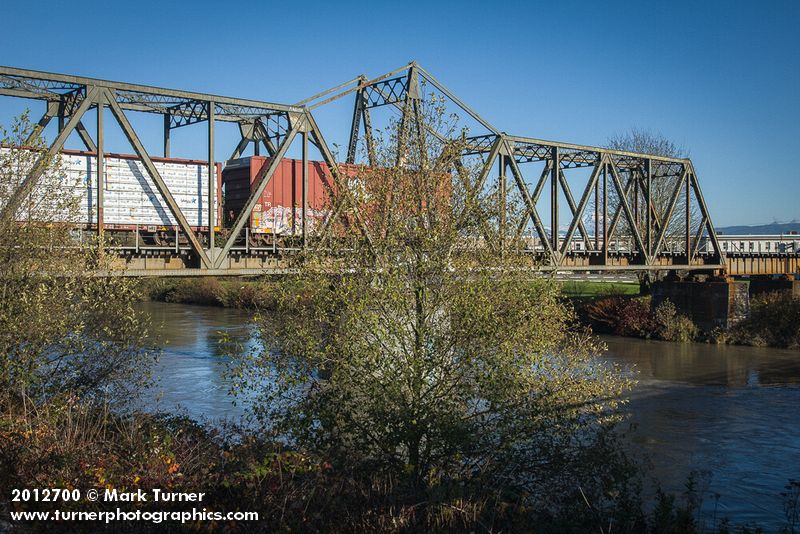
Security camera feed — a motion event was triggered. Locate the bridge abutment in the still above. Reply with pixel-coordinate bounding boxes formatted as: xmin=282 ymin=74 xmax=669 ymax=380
xmin=652 ymin=277 xmax=749 ymax=331
xmin=748 ymin=275 xmax=800 ymax=298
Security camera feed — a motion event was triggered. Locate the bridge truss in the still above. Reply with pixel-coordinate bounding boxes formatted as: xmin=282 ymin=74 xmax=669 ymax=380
xmin=303 ymin=62 xmax=727 ymax=274
xmin=0 ymin=62 xmax=765 ymax=277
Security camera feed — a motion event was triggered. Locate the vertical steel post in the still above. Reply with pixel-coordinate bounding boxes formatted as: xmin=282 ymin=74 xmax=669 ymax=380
xmin=633 ymin=170 xmax=639 ymax=233
xmin=207 ymin=102 xmax=215 ymax=256
xmin=645 ymin=159 xmax=652 ymax=258
xmin=603 ymin=160 xmax=608 ymax=265
xmin=96 ymin=99 xmax=104 ymax=241
xmin=594 ymin=170 xmax=599 ymax=250
xmin=302 ymin=129 xmax=308 ymax=249
xmin=499 ymin=154 xmax=506 ymax=252
xmin=347 ymin=83 xmax=364 ymax=164
xmin=685 ymin=169 xmax=691 ymax=262
xmin=163 ymin=114 xmax=170 ymax=157
xmin=551 ymin=146 xmax=559 ymax=252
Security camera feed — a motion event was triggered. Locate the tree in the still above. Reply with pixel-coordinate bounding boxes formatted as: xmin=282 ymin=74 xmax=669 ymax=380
xmin=0 ymin=111 xmax=156 ymax=405
xmin=230 ymin=97 xmax=632 ymax=528
xmin=605 ymin=128 xmax=699 ymax=251
xmin=607 ymin=128 xmax=685 ymax=159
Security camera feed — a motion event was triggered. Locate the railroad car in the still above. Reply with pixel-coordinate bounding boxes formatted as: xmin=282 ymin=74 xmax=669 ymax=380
xmin=1 ymin=146 xmax=221 ymax=247
xmin=220 ymin=155 xmax=371 ymax=246
xmin=707 ymin=234 xmax=800 ymax=255
xmin=221 ymin=156 xmax=330 ymax=243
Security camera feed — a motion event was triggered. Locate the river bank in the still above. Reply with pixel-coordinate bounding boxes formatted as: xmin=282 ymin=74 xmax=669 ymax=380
xmin=137 ymin=277 xmax=800 ymax=350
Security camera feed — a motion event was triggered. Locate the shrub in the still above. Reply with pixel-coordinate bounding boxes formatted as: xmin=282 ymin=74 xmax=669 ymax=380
xmin=584 ymin=295 xmax=627 ymax=334
xmin=731 ymin=291 xmax=800 ymax=349
xmin=218 ymin=281 xmax=277 ymax=309
xmin=163 ymin=277 xmax=224 ymax=306
xmin=585 ymin=296 xmax=657 ymax=338
xmin=653 ymin=300 xmax=698 ymax=342
xmin=616 ymin=297 xmax=657 ymax=338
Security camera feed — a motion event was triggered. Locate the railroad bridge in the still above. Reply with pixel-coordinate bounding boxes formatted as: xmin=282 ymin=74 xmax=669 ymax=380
xmin=0 ymin=63 xmax=797 ymax=305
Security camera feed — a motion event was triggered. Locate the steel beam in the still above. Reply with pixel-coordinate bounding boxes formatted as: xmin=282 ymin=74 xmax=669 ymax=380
xmin=608 ymin=161 xmax=648 ymax=262
xmin=214 ymin=122 xmax=300 ymax=268
xmin=651 ymin=168 xmax=687 ymax=258
xmin=302 ymin=129 xmax=308 ymax=249
xmin=558 ymin=168 xmax=594 ymax=250
xmin=688 ymin=167 xmax=724 ymax=264
xmin=96 ymin=97 xmax=105 ymax=239
xmin=74 ymin=120 xmax=97 ymax=152
xmin=560 ymin=163 xmax=602 ymax=258
xmin=105 ymin=89 xmax=210 ymax=268
xmin=505 ymin=145 xmax=555 ymax=262
xmin=551 ymin=147 xmax=559 ymax=252
xmin=0 ymin=65 xmax=299 ymax=114
xmin=1 ymin=86 xmax=97 ymax=222
xmin=25 ymin=101 xmax=59 ymax=145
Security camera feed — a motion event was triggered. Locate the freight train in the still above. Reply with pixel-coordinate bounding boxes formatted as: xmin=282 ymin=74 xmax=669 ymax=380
xmin=221 ymin=155 xmax=332 ymax=244
xmin=703 ymin=234 xmax=800 ymax=255
xmin=6 ymin=147 xmax=798 ymax=256
xmin=1 ymin=148 xmax=336 ymax=249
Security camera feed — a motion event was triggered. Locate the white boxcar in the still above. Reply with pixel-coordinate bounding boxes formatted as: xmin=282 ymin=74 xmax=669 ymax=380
xmin=1 ymin=147 xmax=220 ymax=229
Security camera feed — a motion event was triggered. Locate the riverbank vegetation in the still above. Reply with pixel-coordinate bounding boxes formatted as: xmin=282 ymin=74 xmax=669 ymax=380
xmin=577 ymin=290 xmax=800 ymax=348
xmin=140 ymin=275 xmax=800 ymax=350
xmin=728 ymin=291 xmax=800 ymax=349
xmin=581 ymin=295 xmax=698 ymax=342
xmin=137 ymin=276 xmax=277 ymax=310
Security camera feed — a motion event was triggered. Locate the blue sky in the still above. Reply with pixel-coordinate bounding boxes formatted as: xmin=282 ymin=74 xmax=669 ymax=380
xmin=1 ymin=0 xmax=797 ymax=226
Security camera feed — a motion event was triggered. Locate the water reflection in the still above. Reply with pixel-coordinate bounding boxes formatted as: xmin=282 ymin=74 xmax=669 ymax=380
xmin=602 ymin=336 xmax=800 ymax=530
xmin=603 ymin=336 xmax=800 ymax=387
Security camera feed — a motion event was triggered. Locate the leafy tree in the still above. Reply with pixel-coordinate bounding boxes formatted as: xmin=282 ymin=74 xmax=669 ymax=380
xmin=230 ymin=96 xmax=632 ymax=525
xmin=0 ymin=111 xmax=156 ymax=404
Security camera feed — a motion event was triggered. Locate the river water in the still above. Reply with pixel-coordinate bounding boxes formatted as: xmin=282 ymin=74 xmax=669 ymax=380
xmin=137 ymin=301 xmax=800 ymax=530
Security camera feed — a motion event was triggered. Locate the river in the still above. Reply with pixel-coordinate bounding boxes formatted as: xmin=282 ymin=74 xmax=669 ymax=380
xmin=137 ymin=301 xmax=800 ymax=531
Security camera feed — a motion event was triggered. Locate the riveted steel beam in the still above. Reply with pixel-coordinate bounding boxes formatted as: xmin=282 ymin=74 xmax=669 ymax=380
xmin=105 ymin=88 xmax=211 ymax=268
xmin=0 ymin=86 xmax=98 ymax=222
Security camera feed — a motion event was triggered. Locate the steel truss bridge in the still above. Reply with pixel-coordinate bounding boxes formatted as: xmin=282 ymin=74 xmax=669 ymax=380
xmin=0 ymin=63 xmax=797 ymax=277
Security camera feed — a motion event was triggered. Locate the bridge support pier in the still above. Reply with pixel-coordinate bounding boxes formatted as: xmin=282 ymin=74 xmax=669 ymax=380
xmin=748 ymin=275 xmax=800 ymax=298
xmin=652 ymin=276 xmax=749 ymax=331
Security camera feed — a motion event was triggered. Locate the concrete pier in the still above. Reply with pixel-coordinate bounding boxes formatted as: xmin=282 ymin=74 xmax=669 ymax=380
xmin=652 ymin=277 xmax=750 ymax=331
xmin=748 ymin=276 xmax=800 ymax=298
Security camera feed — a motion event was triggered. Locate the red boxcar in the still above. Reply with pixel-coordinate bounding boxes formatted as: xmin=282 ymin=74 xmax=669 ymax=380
xmin=222 ymin=156 xmax=339 ymax=235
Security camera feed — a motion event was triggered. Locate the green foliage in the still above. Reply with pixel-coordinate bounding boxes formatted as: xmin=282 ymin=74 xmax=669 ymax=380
xmin=229 ymin=95 xmax=634 ymax=525
xmin=653 ymin=300 xmax=698 ymax=342
xmin=730 ymin=291 xmax=800 ymax=349
xmin=2 ymin=393 xmax=770 ymax=533
xmin=0 ymin=113 xmax=156 ymax=403
xmin=584 ymin=296 xmax=698 ymax=342
xmin=137 ymin=277 xmax=277 ymax=309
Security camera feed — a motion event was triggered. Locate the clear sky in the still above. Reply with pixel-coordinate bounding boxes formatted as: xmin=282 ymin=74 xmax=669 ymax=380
xmin=1 ymin=0 xmax=797 ymax=226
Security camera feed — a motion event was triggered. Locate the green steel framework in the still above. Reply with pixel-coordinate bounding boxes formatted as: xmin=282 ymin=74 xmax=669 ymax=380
xmin=0 ymin=63 xmax=746 ymax=276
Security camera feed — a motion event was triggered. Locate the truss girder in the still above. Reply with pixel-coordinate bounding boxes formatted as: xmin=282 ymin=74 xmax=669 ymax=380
xmin=0 ymin=63 xmax=730 ymax=274
xmin=0 ymin=66 xmax=299 ymax=124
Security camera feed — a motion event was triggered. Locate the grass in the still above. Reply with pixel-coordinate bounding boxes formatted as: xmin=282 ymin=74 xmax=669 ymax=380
xmin=560 ymin=280 xmax=641 ymax=298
